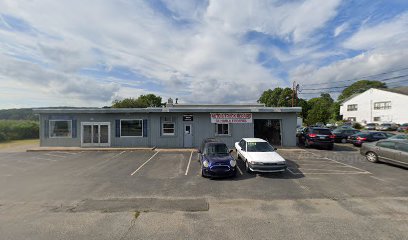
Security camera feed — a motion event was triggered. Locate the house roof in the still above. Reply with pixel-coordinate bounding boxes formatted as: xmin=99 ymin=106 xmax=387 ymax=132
xmin=33 ymin=105 xmax=302 ymax=114
xmin=340 ymin=87 xmax=408 ymax=104
xmin=379 ymin=86 xmax=408 ymax=96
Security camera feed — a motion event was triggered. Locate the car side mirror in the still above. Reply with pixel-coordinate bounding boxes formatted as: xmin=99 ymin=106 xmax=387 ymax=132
xmin=197 ymin=149 xmax=201 ymax=154
xmin=229 ymin=149 xmax=234 ymax=154
xmin=274 ymin=147 xmax=278 ymax=151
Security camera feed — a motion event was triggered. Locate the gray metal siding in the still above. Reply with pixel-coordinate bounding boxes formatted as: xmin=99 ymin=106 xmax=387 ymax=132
xmin=38 ymin=111 xmax=298 ymax=148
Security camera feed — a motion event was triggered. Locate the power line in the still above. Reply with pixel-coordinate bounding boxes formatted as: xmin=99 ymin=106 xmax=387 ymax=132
xmin=300 ymin=65 xmax=408 ymax=87
xmin=298 ymin=79 xmax=408 ymax=95
xmin=300 ymin=74 xmax=408 ymax=92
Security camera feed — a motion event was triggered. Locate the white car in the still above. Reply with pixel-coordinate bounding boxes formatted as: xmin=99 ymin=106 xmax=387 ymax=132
xmin=235 ymin=138 xmax=287 ymax=173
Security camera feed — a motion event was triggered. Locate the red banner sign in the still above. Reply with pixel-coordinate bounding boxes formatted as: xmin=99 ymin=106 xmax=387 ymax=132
xmin=210 ymin=113 xmax=252 ymax=123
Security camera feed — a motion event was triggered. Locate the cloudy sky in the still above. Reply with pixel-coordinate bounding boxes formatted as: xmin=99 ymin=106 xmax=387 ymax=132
xmin=1 ymin=0 xmax=408 ymax=108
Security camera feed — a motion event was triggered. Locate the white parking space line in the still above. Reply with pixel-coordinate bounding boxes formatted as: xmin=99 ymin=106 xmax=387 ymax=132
xmin=32 ymin=157 xmax=58 ymax=162
xmin=44 ymin=153 xmax=67 ymax=158
xmin=296 ymin=168 xmax=365 ymax=172
xmin=130 ymin=150 xmax=160 ymax=176
xmin=54 ymin=151 xmax=78 ymax=155
xmin=236 ymin=165 xmax=243 ymax=175
xmin=300 ymin=149 xmax=371 ymax=174
xmin=185 ymin=151 xmax=194 ymax=175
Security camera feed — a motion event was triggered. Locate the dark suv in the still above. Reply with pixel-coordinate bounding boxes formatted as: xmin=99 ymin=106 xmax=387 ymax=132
xmin=198 ymin=138 xmax=237 ymax=178
xmin=298 ymin=127 xmax=335 ymax=150
xmin=348 ymin=132 xmax=394 ymax=147
xmin=332 ymin=128 xmax=360 ymax=143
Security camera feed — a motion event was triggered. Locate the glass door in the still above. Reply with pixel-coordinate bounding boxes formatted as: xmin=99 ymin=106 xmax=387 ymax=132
xmin=81 ymin=122 xmax=111 ymax=147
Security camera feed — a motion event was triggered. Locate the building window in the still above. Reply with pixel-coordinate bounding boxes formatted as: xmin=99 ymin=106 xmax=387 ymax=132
xmin=120 ymin=119 xmax=143 ymax=137
xmin=373 ymin=117 xmax=381 ymax=122
xmin=162 ymin=122 xmax=175 ymax=135
xmin=347 ymin=104 xmax=358 ymax=111
xmin=49 ymin=120 xmax=72 ymax=138
xmin=216 ymin=123 xmax=229 ymax=135
xmin=374 ymin=101 xmax=391 ymax=110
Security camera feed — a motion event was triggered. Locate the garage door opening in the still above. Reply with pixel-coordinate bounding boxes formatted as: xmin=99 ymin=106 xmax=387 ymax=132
xmin=254 ymin=119 xmax=282 ymax=146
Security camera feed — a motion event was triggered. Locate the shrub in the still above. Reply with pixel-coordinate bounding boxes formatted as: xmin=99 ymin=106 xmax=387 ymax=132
xmin=0 ymin=120 xmax=39 ymax=142
xmin=352 ymin=122 xmax=363 ymax=129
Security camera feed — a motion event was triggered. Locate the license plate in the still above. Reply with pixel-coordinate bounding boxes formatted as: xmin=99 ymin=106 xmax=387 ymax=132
xmin=319 ymin=136 xmax=325 ymax=139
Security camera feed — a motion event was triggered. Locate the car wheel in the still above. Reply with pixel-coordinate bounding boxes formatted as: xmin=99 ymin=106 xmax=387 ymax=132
xmin=327 ymin=144 xmax=334 ymax=150
xmin=201 ymin=168 xmax=207 ymax=178
xmin=245 ymin=161 xmax=253 ymax=174
xmin=341 ymin=138 xmax=347 ymax=144
xmin=304 ymin=140 xmax=310 ymax=148
xmin=365 ymin=152 xmax=378 ymax=163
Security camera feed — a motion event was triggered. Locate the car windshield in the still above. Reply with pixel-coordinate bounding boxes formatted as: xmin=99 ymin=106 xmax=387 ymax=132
xmin=311 ymin=129 xmax=332 ymax=135
xmin=366 ymin=123 xmax=376 ymax=126
xmin=356 ymin=133 xmax=369 ymax=137
xmin=205 ymin=143 xmax=229 ymax=156
xmin=390 ymin=134 xmax=408 ymax=139
xmin=247 ymin=142 xmax=275 ymax=152
xmin=402 ymin=123 xmax=408 ymax=126
xmin=332 ymin=129 xmax=343 ymax=134
xmin=381 ymin=124 xmax=391 ymax=127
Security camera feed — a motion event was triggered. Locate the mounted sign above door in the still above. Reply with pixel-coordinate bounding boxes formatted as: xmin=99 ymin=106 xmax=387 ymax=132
xmin=183 ymin=115 xmax=193 ymax=121
xmin=210 ymin=113 xmax=252 ymax=123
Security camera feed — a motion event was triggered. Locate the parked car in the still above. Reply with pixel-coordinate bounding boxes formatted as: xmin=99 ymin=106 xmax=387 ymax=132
xmin=376 ymin=123 xmax=398 ymax=131
xmin=365 ymin=123 xmax=378 ymax=130
xmin=360 ymin=139 xmax=408 ymax=168
xmin=298 ymin=127 xmax=334 ymax=150
xmin=198 ymin=138 xmax=237 ymax=178
xmin=235 ymin=138 xmax=286 ymax=173
xmin=332 ymin=128 xmax=360 ymax=143
xmin=347 ymin=131 xmax=394 ymax=147
xmin=388 ymin=134 xmax=408 ymax=140
xmin=397 ymin=123 xmax=408 ymax=132
xmin=296 ymin=127 xmax=305 ymax=137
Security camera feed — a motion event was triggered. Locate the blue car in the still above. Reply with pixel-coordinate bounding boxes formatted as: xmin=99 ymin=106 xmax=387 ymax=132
xmin=198 ymin=138 xmax=237 ymax=178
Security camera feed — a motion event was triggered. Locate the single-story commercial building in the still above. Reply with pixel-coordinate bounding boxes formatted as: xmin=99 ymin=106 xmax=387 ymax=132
xmin=34 ymin=103 xmax=301 ymax=148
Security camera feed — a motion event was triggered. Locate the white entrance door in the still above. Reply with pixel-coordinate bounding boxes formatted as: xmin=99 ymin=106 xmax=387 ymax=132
xmin=81 ymin=122 xmax=111 ymax=147
xmin=183 ymin=124 xmax=193 ymax=148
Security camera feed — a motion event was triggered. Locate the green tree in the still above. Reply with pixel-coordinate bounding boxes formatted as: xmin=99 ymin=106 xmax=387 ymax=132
xmin=338 ymin=80 xmax=387 ymax=102
xmin=112 ymin=94 xmax=163 ymax=108
xmin=258 ymin=87 xmax=294 ymax=107
xmin=297 ymin=98 xmax=310 ymax=120
xmin=305 ymin=93 xmax=334 ymax=125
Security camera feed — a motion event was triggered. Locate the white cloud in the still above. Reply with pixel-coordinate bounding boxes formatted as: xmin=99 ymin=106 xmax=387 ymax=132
xmin=343 ymin=12 xmax=408 ymax=50
xmin=0 ymin=0 xmax=406 ymax=108
xmin=334 ymin=22 xmax=348 ymax=37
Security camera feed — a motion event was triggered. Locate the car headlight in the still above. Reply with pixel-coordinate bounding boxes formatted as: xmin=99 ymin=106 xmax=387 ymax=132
xmin=250 ymin=161 xmax=262 ymax=165
xmin=203 ymin=160 xmax=209 ymax=168
xmin=230 ymin=160 xmax=236 ymax=167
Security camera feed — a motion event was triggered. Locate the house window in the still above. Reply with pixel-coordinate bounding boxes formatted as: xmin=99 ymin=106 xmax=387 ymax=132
xmin=216 ymin=123 xmax=229 ymax=135
xmin=162 ymin=122 xmax=175 ymax=135
xmin=374 ymin=101 xmax=391 ymax=110
xmin=347 ymin=104 xmax=358 ymax=111
xmin=373 ymin=117 xmax=381 ymax=122
xmin=49 ymin=120 xmax=72 ymax=138
xmin=120 ymin=119 xmax=143 ymax=137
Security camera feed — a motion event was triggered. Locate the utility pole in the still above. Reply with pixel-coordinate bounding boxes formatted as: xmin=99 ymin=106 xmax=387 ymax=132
xmin=292 ymin=81 xmax=300 ymax=107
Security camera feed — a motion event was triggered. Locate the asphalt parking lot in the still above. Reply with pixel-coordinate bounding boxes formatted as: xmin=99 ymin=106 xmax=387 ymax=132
xmin=0 ymin=144 xmax=407 ymax=239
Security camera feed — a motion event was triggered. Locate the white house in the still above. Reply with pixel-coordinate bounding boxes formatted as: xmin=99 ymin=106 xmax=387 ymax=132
xmin=339 ymin=87 xmax=408 ymax=124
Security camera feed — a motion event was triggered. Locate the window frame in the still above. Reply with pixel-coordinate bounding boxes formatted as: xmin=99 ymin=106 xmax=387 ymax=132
xmin=120 ymin=119 xmax=143 ymax=138
xmin=161 ymin=122 xmax=175 ymax=136
xmin=215 ymin=123 xmax=230 ymax=136
xmin=376 ymin=141 xmax=396 ymax=149
xmin=374 ymin=101 xmax=392 ymax=110
xmin=49 ymin=120 xmax=73 ymax=138
xmin=347 ymin=104 xmax=358 ymax=111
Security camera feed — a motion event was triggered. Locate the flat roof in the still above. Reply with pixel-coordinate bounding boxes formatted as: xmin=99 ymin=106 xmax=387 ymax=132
xmin=33 ymin=106 xmax=302 ymax=114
